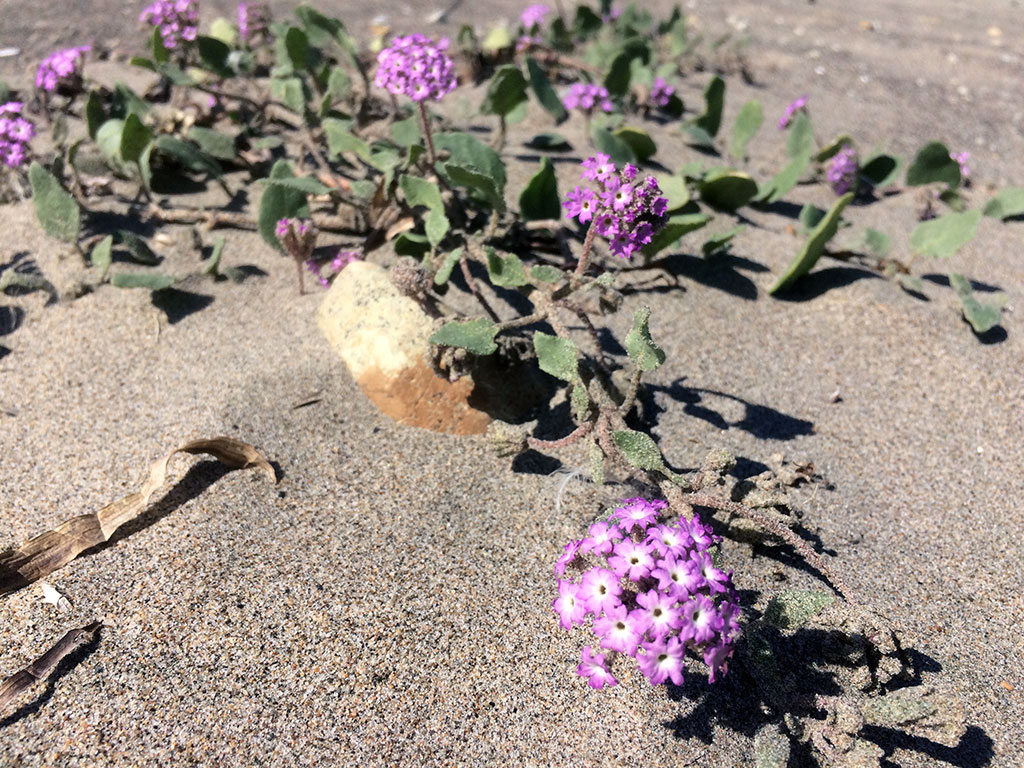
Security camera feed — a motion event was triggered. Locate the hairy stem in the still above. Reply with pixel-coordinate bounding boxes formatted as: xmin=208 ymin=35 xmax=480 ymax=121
xmin=527 ymin=420 xmax=594 ymax=451
xmin=418 ymin=101 xmax=438 ymax=167
xmin=460 ymin=251 xmax=500 ymax=322
xmin=575 ymin=219 xmax=598 ymax=276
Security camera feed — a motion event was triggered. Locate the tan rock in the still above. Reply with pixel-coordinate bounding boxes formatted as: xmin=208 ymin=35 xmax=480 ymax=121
xmin=317 ymin=260 xmax=492 ymax=435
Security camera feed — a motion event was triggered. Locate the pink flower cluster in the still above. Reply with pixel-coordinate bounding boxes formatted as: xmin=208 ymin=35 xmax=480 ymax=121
xmin=140 ymin=0 xmax=199 ymax=50
xmin=305 ymin=250 xmax=361 ymax=288
xmin=950 ymin=150 xmax=971 ymax=181
xmin=238 ymin=2 xmax=271 ymax=47
xmin=827 ymin=145 xmax=858 ymax=195
xmin=564 ymin=154 xmax=669 ymax=259
xmin=778 ymin=94 xmax=808 ymax=129
xmin=553 ymin=498 xmax=741 ymax=690
xmin=650 ymin=77 xmax=674 ymax=109
xmin=375 ymin=35 xmax=457 ymax=103
xmin=35 ymin=46 xmax=90 ymax=93
xmin=520 ymin=4 xmax=549 ymax=28
xmin=563 ymin=83 xmax=613 ymax=114
xmin=0 ymin=103 xmax=35 ymax=169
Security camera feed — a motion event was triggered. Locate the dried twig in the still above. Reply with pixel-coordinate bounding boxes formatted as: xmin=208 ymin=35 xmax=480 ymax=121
xmin=0 ymin=620 xmax=103 ymax=710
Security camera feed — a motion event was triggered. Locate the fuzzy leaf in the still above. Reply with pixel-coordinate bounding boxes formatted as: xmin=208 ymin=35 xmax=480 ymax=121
xmin=391 ymin=117 xmax=421 ymax=148
xmin=769 ymin=193 xmax=853 ymax=294
xmin=429 ymin=318 xmax=499 ymax=355
xmin=258 ymin=160 xmax=310 ymax=249
xmin=425 ymin=208 xmax=449 ymax=247
xmin=757 ymin=152 xmax=811 ymax=204
xmin=110 ymin=271 xmax=176 ymax=291
xmin=591 ymin=126 xmax=636 ymax=166
xmin=814 ymin=134 xmax=855 ymax=163
xmin=692 ymin=75 xmax=725 ymax=138
xmin=153 ymin=135 xmax=221 ymax=178
xmin=114 ymin=231 xmax=160 ymax=265
xmin=798 ymin=204 xmax=826 ymax=234
xmin=400 ymin=175 xmax=444 ymax=211
xmin=860 ymin=153 xmax=900 ymax=188
xmin=323 ymin=118 xmax=371 ymax=161
xmin=525 ymin=132 xmax=571 ymax=151
xmin=728 ymin=99 xmax=762 ymax=160
xmin=681 ymin=123 xmax=716 ymax=149
xmin=436 ymin=132 xmax=506 ymax=192
xmin=603 ymin=52 xmax=633 ymax=97
xmin=613 ymin=127 xmax=657 ymax=161
xmin=699 ymin=169 xmax=758 ymax=212
xmin=525 ymin=57 xmax=569 ymax=124
xmin=657 ymin=174 xmax=690 ymax=212
xmin=119 ymin=113 xmax=152 ymax=168
xmin=482 ymin=65 xmax=529 ymax=117
xmin=202 ymin=235 xmax=225 ymax=276
xmin=529 ymin=265 xmax=564 ymax=284
xmin=949 ymin=272 xmax=1005 ymax=334
xmin=393 ymin=232 xmax=430 ymax=258
xmin=862 ymin=228 xmax=891 ymax=258
xmin=612 ymin=429 xmax=667 ymax=473
xmin=982 ymin=187 xmax=1024 ymax=220
xmin=641 ymin=213 xmax=712 ymax=257
xmin=443 ymin=163 xmax=506 ymax=213
xmin=533 ymin=332 xmax=578 ymax=381
xmin=625 ymin=306 xmax=665 ymax=372
xmin=485 ymin=247 xmax=529 ymax=287
xmin=702 ymin=225 xmax=745 ymax=258
xmin=28 ymin=163 xmax=80 ymax=244
xmin=519 ymin=157 xmax=561 ymax=221
xmin=909 ymin=210 xmax=981 ymax=258
xmin=90 ymin=235 xmax=114 ymax=280
xmin=433 ymin=247 xmax=463 ymax=285
xmin=196 ymin=35 xmax=232 ymax=77
xmin=906 ymin=141 xmax=960 ymax=187
xmin=589 ymin=442 xmax=605 ymax=486
xmin=188 ymin=127 xmax=236 ymax=160
xmin=570 ymin=381 xmax=590 ymax=421
xmin=85 ymin=92 xmax=105 ymax=141
xmin=763 ymin=589 xmax=834 ymax=629
xmin=785 ymin=111 xmax=814 ymax=159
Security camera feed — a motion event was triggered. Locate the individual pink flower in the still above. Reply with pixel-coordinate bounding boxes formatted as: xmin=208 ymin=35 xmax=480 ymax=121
xmin=593 ymin=603 xmax=645 ymax=656
xmin=679 ymin=594 xmax=724 ymax=645
xmin=577 ymin=645 xmax=617 ymax=689
xmin=579 ymin=520 xmax=623 ymax=556
xmin=552 ymin=580 xmax=587 ymax=630
xmin=578 ymin=567 xmax=622 ymax=615
xmin=607 ymin=538 xmax=655 ymax=581
xmin=610 ymin=497 xmax=665 ymax=534
xmin=637 ymin=636 xmax=686 ymax=685
xmin=554 ymin=538 xmax=582 ymax=576
xmin=635 ymin=589 xmax=682 ymax=639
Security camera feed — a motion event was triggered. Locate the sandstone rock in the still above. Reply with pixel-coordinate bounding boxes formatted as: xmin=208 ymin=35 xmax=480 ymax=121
xmin=317 ymin=260 xmax=491 ymax=435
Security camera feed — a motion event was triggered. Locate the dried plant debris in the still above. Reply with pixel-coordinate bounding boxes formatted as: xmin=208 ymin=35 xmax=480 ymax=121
xmin=0 ymin=437 xmax=277 ymax=597
xmin=0 ymin=620 xmax=103 ymax=710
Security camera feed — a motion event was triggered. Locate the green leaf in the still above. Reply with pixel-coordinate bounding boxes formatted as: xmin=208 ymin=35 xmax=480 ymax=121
xmin=570 ymin=382 xmax=590 ymax=422
xmin=699 ymin=169 xmax=758 ymax=212
xmin=938 ymin=188 xmax=967 ymax=213
xmin=90 ymin=235 xmax=114 ymax=280
xmin=202 ymin=235 xmax=225 ymax=276
xmin=906 ymin=141 xmax=960 ymax=188
xmin=270 ymin=76 xmax=308 ymax=114
xmin=110 ymin=272 xmax=176 ymax=291
xmin=525 ymin=132 xmax=571 ymax=151
xmin=533 ymin=332 xmax=578 ymax=381
xmin=591 ymin=126 xmax=636 ymax=166
xmin=949 ymin=272 xmax=1005 ymax=334
xmin=814 ymin=134 xmax=855 ymax=163
xmin=400 ymin=174 xmax=444 ymax=211
xmin=612 ymin=429 xmax=667 ymax=473
xmin=769 ymin=193 xmax=853 ymax=294
xmin=862 ymin=227 xmax=891 ymax=257
xmin=625 ymin=306 xmax=665 ymax=372
xmin=519 ymin=157 xmax=561 ymax=221
xmin=209 ymin=16 xmax=237 ymax=46
xmin=692 ymin=75 xmax=725 ymax=138
xmin=482 ymin=65 xmax=529 ymax=117
xmin=114 ymin=231 xmax=160 ymax=265
xmin=529 ymin=265 xmax=564 ymax=284
xmin=433 ymin=247 xmax=463 ymax=285
xmin=604 ymin=52 xmax=633 ymax=97
xmin=680 ymin=122 xmax=716 ymax=149
xmin=153 ymin=135 xmax=222 ymax=177
xmin=702 ymin=224 xmax=745 ymax=258
xmin=443 ymin=163 xmax=506 ymax=213
xmin=28 ymin=162 xmax=80 ymax=244
xmin=859 ymin=153 xmax=900 ymax=188
xmin=119 ymin=113 xmax=152 ymax=167
xmin=613 ymin=127 xmax=656 ymax=161
xmin=641 ymin=213 xmax=713 ymax=257
xmin=485 ymin=247 xmax=529 ymax=287
xmin=798 ymin=204 xmax=826 ymax=233
xmin=149 ymin=27 xmax=169 ymax=63
xmin=757 ymin=152 xmax=811 ymax=204
xmin=430 ymin=318 xmax=499 ymax=355
xmin=394 ymin=232 xmax=431 ymax=258
xmin=85 ymin=92 xmax=105 ymax=141
xmin=188 ymin=127 xmax=236 ymax=160
xmin=323 ymin=118 xmax=371 ymax=160
xmin=481 ymin=24 xmax=513 ymax=54
xmin=657 ymin=174 xmax=690 ymax=212
xmin=294 ymin=4 xmax=346 ymax=46
xmin=728 ymin=99 xmax=762 ymax=160
xmin=95 ymin=119 xmax=126 ymax=166
xmin=391 ymin=116 xmax=421 ymax=148
xmin=909 ymin=210 xmax=981 ymax=258
xmin=525 ymin=57 xmax=569 ymax=124
xmin=258 ymin=159 xmax=310 ymax=249
xmin=435 ymin=132 xmax=506 ymax=193
xmin=785 ymin=110 xmax=814 ymax=158
xmin=264 ymin=175 xmax=332 ymax=195
xmin=110 ymin=83 xmax=150 ymax=120
xmin=982 ymin=187 xmax=1024 ymax=220
xmin=763 ymin=589 xmax=834 ymax=629
xmin=425 ymin=209 xmax=449 ymax=247
xmin=588 ymin=442 xmax=605 ymax=486
xmin=197 ymin=35 xmax=232 ymax=77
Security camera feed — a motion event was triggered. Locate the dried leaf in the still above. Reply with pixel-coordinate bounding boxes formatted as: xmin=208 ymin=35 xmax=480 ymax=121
xmin=0 ymin=620 xmax=103 ymax=710
xmin=0 ymin=437 xmax=276 ymax=597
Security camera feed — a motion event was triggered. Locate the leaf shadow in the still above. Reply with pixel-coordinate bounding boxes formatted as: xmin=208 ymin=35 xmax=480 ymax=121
xmin=624 ymin=252 xmax=768 ymax=301
xmin=150 ymin=288 xmax=214 ymax=324
xmin=771 ymin=266 xmax=881 ymax=302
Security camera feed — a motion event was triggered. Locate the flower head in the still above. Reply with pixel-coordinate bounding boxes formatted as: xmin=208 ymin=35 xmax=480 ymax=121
xmin=563 ymin=83 xmax=613 ymax=115
xmin=827 ymin=145 xmax=858 ymax=195
xmin=778 ymin=94 xmax=808 ymax=129
xmin=577 ymin=645 xmax=617 ymax=689
xmin=36 ymin=46 xmax=90 ymax=93
xmin=140 ymin=0 xmax=199 ymax=49
xmin=520 ymin=4 xmax=549 ymax=28
xmin=0 ymin=103 xmax=34 ymax=169
xmin=950 ymin=150 xmax=971 ymax=181
xmin=375 ymin=35 xmax=457 ymax=103
xmin=238 ymin=2 xmax=272 ymax=46
xmin=651 ymin=77 xmax=674 ymax=109
xmin=637 ymin=636 xmax=686 ymax=686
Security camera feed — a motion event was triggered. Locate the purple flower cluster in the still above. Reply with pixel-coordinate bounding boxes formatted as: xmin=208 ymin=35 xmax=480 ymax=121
xmin=375 ymin=35 xmax=457 ymax=103
xmin=950 ymin=150 xmax=971 ymax=181
xmin=0 ymin=103 xmax=35 ymax=169
xmin=276 ymin=217 xmax=317 ymax=257
xmin=35 ymin=46 xmax=90 ymax=93
xmin=827 ymin=145 xmax=858 ymax=195
xmin=520 ymin=4 xmax=549 ymax=28
xmin=650 ymin=77 xmax=674 ymax=109
xmin=140 ymin=0 xmax=199 ymax=49
xmin=563 ymin=83 xmax=613 ymax=114
xmin=564 ymin=154 xmax=669 ymax=259
xmin=778 ymin=94 xmax=808 ymax=129
xmin=553 ymin=498 xmax=741 ymax=689
xmin=238 ymin=2 xmax=271 ymax=47
xmin=304 ymin=250 xmax=361 ymax=288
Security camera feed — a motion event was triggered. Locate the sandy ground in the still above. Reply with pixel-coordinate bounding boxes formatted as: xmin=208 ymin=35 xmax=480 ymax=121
xmin=1 ymin=1 xmax=1023 ymax=766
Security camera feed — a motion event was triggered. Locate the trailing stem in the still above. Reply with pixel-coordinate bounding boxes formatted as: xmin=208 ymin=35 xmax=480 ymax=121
xmin=418 ymin=101 xmax=438 ymax=167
